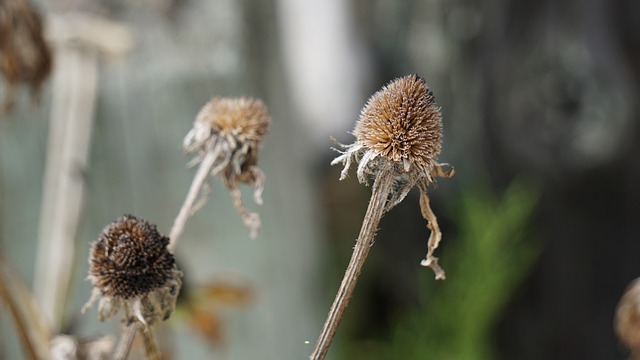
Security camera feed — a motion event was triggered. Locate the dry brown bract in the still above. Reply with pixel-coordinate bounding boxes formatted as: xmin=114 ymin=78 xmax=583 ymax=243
xmin=82 ymin=215 xmax=182 ymax=327
xmin=183 ymin=97 xmax=271 ymax=239
xmin=0 ymin=0 xmax=52 ymax=114
xmin=331 ymin=74 xmax=454 ymax=278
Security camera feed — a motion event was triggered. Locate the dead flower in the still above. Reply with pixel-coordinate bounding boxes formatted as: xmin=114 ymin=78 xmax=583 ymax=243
xmin=0 ymin=0 xmax=52 ymax=114
xmin=331 ymin=74 xmax=454 ymax=278
xmin=82 ymin=215 xmax=183 ymax=327
xmin=312 ymin=75 xmax=454 ymax=360
xmin=178 ymin=97 xmax=271 ymax=241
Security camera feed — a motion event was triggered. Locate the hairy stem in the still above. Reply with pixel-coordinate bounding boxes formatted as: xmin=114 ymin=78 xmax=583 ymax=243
xmin=168 ymin=150 xmax=218 ymax=252
xmin=112 ymin=322 xmax=140 ymax=360
xmin=310 ymin=170 xmax=395 ymax=360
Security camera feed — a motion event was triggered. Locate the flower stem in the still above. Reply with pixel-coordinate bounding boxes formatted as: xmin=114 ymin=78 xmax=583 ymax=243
xmin=168 ymin=150 xmax=218 ymax=253
xmin=310 ymin=170 xmax=395 ymax=360
xmin=112 ymin=322 xmax=140 ymax=360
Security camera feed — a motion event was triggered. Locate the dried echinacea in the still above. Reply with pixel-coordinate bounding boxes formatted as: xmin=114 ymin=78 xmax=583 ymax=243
xmin=0 ymin=0 xmax=52 ymax=114
xmin=332 ymin=74 xmax=454 ymax=276
xmin=169 ymin=97 xmax=271 ymax=250
xmin=311 ymin=75 xmax=454 ymax=360
xmin=83 ymin=215 xmax=182 ymax=324
xmin=83 ymin=215 xmax=182 ymax=359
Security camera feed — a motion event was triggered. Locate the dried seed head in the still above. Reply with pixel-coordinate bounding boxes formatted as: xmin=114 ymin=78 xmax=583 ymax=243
xmin=183 ymin=97 xmax=271 ymax=238
xmin=184 ymin=97 xmax=270 ymax=157
xmin=331 ymin=74 xmax=454 ymax=279
xmin=88 ymin=215 xmax=175 ymax=299
xmin=198 ymin=97 xmax=270 ymax=147
xmin=0 ymin=0 xmax=52 ymax=114
xmin=84 ymin=215 xmax=182 ymax=325
xmin=332 ymin=75 xmax=447 ymax=186
xmin=355 ymin=74 xmax=442 ymax=171
xmin=615 ymin=278 xmax=640 ymax=354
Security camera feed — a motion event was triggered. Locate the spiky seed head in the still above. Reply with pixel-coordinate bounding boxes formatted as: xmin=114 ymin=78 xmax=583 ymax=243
xmin=88 ymin=215 xmax=177 ymax=299
xmin=355 ymin=75 xmax=442 ymax=170
xmin=330 ymin=75 xmax=454 ymax=280
xmin=182 ymin=97 xmax=271 ymax=238
xmin=194 ymin=97 xmax=271 ymax=148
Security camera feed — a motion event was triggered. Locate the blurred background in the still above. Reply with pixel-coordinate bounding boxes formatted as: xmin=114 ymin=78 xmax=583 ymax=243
xmin=1 ymin=0 xmax=640 ymax=359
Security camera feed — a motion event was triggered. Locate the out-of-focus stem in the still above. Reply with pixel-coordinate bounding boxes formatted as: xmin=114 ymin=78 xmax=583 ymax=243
xmin=0 ymin=261 xmax=52 ymax=360
xmin=168 ymin=150 xmax=218 ymax=252
xmin=112 ymin=322 xmax=140 ymax=360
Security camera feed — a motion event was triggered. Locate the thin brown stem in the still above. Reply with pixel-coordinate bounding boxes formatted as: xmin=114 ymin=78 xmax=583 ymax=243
xmin=112 ymin=322 xmax=140 ymax=360
xmin=310 ymin=171 xmax=395 ymax=360
xmin=168 ymin=150 xmax=218 ymax=252
xmin=0 ymin=261 xmax=52 ymax=360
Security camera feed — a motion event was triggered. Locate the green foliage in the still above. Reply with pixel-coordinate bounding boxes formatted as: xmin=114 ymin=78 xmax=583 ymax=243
xmin=347 ymin=180 xmax=539 ymax=360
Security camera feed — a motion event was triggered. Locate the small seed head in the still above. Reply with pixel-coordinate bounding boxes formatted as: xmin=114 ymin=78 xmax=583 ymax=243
xmin=185 ymin=97 xmax=271 ymax=155
xmin=355 ymin=74 xmax=442 ymax=171
xmin=84 ymin=215 xmax=182 ymax=325
xmin=183 ymin=97 xmax=272 ymax=238
xmin=202 ymin=97 xmax=269 ymax=145
xmin=332 ymin=75 xmax=447 ymax=185
xmin=89 ymin=215 xmax=176 ymax=299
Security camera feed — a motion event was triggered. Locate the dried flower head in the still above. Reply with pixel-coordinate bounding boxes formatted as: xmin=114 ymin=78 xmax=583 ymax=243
xmin=334 ymin=75 xmax=445 ymax=187
xmin=615 ymin=278 xmax=640 ymax=356
xmin=0 ymin=0 xmax=52 ymax=114
xmin=355 ymin=74 xmax=442 ymax=174
xmin=186 ymin=97 xmax=270 ymax=152
xmin=331 ymin=74 xmax=454 ymax=277
xmin=83 ymin=215 xmax=183 ymax=327
xmin=313 ymin=75 xmax=455 ymax=360
xmin=182 ymin=97 xmax=271 ymax=238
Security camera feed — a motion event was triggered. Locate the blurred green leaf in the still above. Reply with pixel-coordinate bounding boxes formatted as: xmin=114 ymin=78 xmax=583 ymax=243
xmin=347 ymin=179 xmax=539 ymax=360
